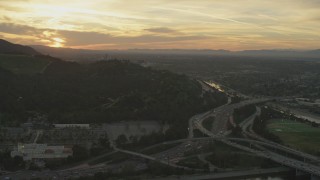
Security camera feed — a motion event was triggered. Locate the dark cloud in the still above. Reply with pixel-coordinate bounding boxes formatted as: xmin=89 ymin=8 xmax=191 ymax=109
xmin=0 ymin=23 xmax=43 ymax=35
xmin=144 ymin=27 xmax=177 ymax=34
xmin=60 ymin=30 xmax=207 ymax=46
xmin=0 ymin=23 xmax=208 ymax=46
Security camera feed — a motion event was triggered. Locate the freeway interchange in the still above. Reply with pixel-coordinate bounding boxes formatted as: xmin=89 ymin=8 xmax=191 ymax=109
xmin=2 ymin=83 xmax=320 ymax=180
xmin=190 ymin=96 xmax=320 ymax=177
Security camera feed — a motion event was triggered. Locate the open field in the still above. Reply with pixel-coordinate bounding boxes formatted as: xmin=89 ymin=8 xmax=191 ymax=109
xmin=0 ymin=54 xmax=50 ymax=74
xmin=267 ymin=119 xmax=320 ymax=155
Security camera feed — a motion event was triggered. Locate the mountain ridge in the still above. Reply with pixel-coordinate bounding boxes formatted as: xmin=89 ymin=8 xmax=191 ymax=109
xmin=0 ymin=39 xmax=41 ymax=55
xmin=30 ymin=44 xmax=320 ymax=61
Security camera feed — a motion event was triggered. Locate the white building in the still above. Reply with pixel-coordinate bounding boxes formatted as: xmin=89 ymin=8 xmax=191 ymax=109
xmin=53 ymin=124 xmax=90 ymax=129
xmin=11 ymin=143 xmax=73 ymax=161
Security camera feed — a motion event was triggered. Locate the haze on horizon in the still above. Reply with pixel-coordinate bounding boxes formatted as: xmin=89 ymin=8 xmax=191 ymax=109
xmin=0 ymin=0 xmax=319 ymax=50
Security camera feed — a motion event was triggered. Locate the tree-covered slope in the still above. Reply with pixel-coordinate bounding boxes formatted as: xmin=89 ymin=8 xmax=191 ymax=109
xmin=0 ymin=54 xmax=53 ymax=74
xmin=0 ymin=60 xmax=227 ymax=126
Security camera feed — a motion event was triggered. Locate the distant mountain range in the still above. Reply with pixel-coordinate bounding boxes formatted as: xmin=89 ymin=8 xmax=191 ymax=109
xmin=237 ymin=49 xmax=320 ymax=59
xmin=0 ymin=39 xmax=319 ymax=61
xmin=30 ymin=45 xmax=320 ymax=61
xmin=0 ymin=39 xmax=40 ymax=55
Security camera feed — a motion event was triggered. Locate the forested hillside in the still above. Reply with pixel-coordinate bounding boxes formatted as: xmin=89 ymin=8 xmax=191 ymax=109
xmin=0 ymin=60 xmax=227 ymax=128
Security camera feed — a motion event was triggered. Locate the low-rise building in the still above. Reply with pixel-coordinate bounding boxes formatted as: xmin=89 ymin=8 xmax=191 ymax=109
xmin=11 ymin=143 xmax=73 ymax=161
xmin=53 ymin=124 xmax=90 ymax=129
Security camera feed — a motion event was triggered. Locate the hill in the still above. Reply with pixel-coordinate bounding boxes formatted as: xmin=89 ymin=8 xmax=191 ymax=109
xmin=0 ymin=39 xmax=40 ymax=55
xmin=0 ymin=59 xmax=227 ymax=138
xmin=0 ymin=40 xmax=228 ymax=139
xmin=0 ymin=40 xmax=59 ymax=74
xmin=0 ymin=54 xmax=53 ymax=74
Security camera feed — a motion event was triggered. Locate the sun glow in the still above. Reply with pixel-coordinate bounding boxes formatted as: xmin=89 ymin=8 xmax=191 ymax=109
xmin=50 ymin=37 xmax=65 ymax=48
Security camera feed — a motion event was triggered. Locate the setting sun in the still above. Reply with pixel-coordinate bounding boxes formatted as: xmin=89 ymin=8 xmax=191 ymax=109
xmin=50 ymin=37 xmax=65 ymax=47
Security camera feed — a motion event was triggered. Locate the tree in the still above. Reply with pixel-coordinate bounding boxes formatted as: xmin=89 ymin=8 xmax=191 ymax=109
xmin=99 ymin=136 xmax=110 ymax=148
xmin=69 ymin=145 xmax=89 ymax=162
xmin=0 ymin=152 xmax=25 ymax=171
xmin=115 ymin=134 xmax=128 ymax=147
xmin=231 ymin=125 xmax=242 ymax=137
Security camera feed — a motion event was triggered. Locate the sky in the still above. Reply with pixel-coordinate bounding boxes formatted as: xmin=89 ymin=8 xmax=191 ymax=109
xmin=0 ymin=0 xmax=319 ymax=50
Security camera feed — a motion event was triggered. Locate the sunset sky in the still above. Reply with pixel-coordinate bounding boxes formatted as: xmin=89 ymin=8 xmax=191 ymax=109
xmin=0 ymin=0 xmax=319 ymax=50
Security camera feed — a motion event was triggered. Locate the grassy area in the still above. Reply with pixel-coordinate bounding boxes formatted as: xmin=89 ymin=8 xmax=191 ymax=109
xmin=204 ymin=141 xmax=277 ymax=169
xmin=140 ymin=142 xmax=181 ymax=155
xmin=177 ymin=156 xmax=209 ymax=170
xmin=233 ymin=104 xmax=256 ymax=124
xmin=183 ymin=140 xmax=248 ymax=158
xmin=88 ymin=152 xmax=130 ymax=165
xmin=0 ymin=54 xmax=50 ymax=74
xmin=267 ymin=119 xmax=320 ymax=155
xmin=202 ymin=116 xmax=214 ymax=131
xmin=193 ymin=129 xmax=208 ymax=138
xmin=206 ymin=152 xmax=275 ymax=169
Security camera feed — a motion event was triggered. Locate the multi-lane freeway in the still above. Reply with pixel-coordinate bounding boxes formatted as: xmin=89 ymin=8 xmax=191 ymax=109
xmin=192 ymin=98 xmax=270 ymax=137
xmin=153 ymin=167 xmax=292 ymax=180
xmin=189 ymin=96 xmax=320 ymax=178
